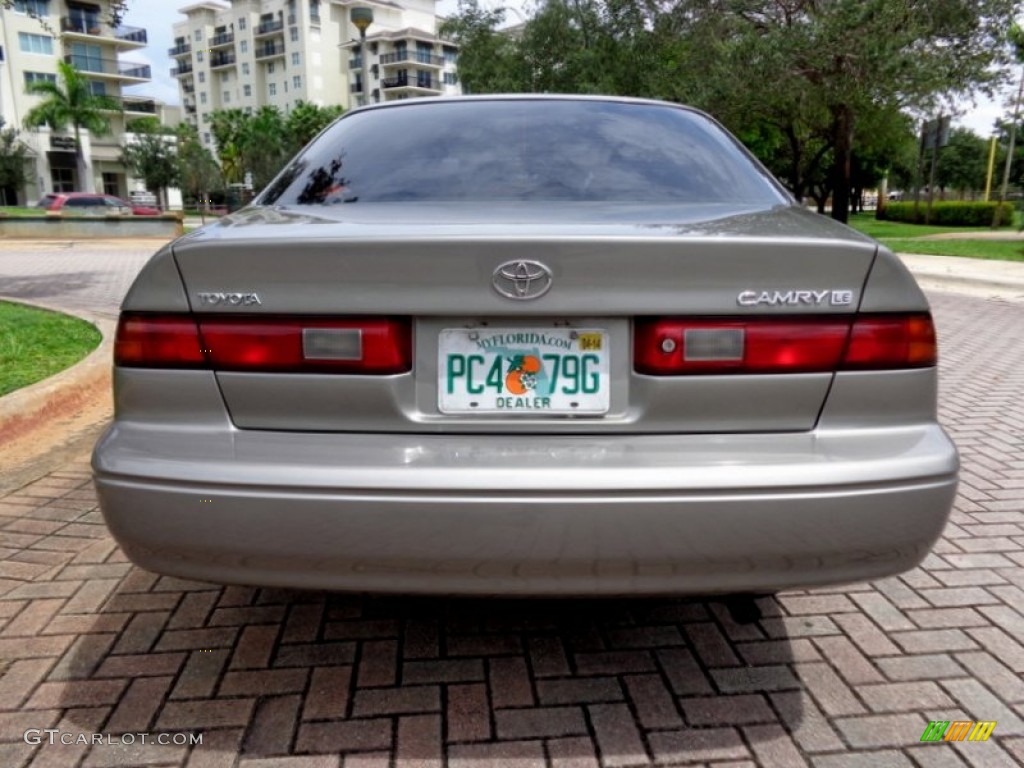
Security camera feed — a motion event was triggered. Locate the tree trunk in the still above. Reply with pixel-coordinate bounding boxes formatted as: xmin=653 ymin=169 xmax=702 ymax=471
xmin=830 ymin=105 xmax=854 ymax=224
xmin=74 ymin=124 xmax=96 ymax=193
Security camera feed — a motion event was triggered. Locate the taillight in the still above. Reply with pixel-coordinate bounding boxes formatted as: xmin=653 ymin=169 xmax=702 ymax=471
xmin=635 ymin=313 xmax=936 ymax=374
xmin=115 ymin=313 xmax=412 ymax=374
xmin=115 ymin=314 xmax=206 ymax=368
xmin=843 ymin=313 xmax=936 ymax=369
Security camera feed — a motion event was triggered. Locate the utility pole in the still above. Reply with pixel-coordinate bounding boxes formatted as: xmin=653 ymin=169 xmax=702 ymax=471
xmin=995 ymin=70 xmax=1024 ymax=227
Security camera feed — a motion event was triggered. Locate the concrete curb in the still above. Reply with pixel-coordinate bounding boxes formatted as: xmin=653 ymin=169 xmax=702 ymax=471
xmin=0 ymin=298 xmax=114 ymax=447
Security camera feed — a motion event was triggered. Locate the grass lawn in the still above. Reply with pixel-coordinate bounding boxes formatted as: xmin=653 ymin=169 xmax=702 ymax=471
xmin=0 ymin=206 xmax=47 ymax=216
xmin=0 ymin=301 xmax=101 ymax=397
xmin=878 ymin=238 xmax=1024 ymax=262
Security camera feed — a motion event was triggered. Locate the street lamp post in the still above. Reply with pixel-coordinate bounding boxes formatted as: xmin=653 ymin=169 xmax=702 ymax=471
xmin=350 ymin=7 xmax=373 ymax=106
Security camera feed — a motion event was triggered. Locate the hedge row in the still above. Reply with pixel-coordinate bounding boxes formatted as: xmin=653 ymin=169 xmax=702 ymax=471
xmin=879 ymin=201 xmax=1014 ymax=226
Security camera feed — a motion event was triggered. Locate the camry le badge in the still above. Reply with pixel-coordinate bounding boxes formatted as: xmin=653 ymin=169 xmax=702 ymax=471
xmin=737 ymin=289 xmax=854 ymax=307
xmin=492 ymin=260 xmax=553 ymax=300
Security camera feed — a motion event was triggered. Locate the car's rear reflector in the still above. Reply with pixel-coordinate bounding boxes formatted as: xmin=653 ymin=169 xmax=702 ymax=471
xmin=115 ymin=313 xmax=412 ymax=374
xmin=635 ymin=313 xmax=936 ymax=374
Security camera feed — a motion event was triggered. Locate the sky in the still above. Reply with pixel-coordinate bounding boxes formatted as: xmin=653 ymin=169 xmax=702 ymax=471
xmin=122 ymin=1 xmax=1012 ymax=137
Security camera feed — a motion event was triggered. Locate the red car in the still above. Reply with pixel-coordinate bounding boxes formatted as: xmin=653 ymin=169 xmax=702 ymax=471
xmin=36 ymin=192 xmax=161 ymax=215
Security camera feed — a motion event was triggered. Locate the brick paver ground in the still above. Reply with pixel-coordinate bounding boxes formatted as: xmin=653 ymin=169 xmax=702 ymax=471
xmin=0 ymin=290 xmax=1022 ymax=768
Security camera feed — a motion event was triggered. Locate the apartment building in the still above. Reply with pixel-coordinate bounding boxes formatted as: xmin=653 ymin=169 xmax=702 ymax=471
xmin=171 ymin=0 xmax=459 ymax=148
xmin=0 ymin=0 xmax=165 ymax=202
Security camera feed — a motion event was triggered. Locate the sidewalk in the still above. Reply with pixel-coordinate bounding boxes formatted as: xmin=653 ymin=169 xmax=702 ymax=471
xmin=897 ymin=253 xmax=1024 ymax=302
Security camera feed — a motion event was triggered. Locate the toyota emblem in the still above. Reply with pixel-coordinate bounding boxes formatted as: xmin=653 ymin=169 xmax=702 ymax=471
xmin=492 ymin=260 xmax=553 ymax=300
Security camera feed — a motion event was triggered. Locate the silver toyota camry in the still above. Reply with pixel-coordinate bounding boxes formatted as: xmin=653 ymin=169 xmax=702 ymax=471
xmin=92 ymin=95 xmax=959 ymax=595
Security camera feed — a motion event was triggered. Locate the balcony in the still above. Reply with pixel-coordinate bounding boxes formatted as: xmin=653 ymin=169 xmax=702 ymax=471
xmin=115 ymin=26 xmax=148 ymax=46
xmin=183 ymin=83 xmax=196 ymax=94
xmin=254 ymin=19 xmax=284 ymax=37
xmin=255 ymin=43 xmax=286 ymax=60
xmin=380 ymin=51 xmax=445 ymax=68
xmin=121 ymin=98 xmax=158 ymax=114
xmin=381 ymin=74 xmax=440 ymax=91
xmin=185 ymin=104 xmax=197 ymax=115
xmin=168 ymin=42 xmax=192 ymax=57
xmin=210 ymin=32 xmax=235 ymax=48
xmin=65 ymin=55 xmax=151 ymax=82
xmin=61 ymin=17 xmax=104 ymax=37
xmin=172 ymin=62 xmax=194 ymax=77
xmin=349 ymin=57 xmax=362 ymax=69
xmin=210 ymin=52 xmax=237 ymax=69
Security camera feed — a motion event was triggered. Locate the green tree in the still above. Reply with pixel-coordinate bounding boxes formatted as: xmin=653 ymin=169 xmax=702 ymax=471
xmin=439 ymin=0 xmax=526 ymax=93
xmin=210 ymin=108 xmax=248 ymax=184
xmin=240 ymin=106 xmax=289 ymax=191
xmin=285 ymin=101 xmax=343 ymax=155
xmin=121 ymin=127 xmax=179 ymax=210
xmin=680 ymin=0 xmax=1019 ymax=223
xmin=176 ymin=125 xmax=223 ymax=222
xmin=0 ymin=119 xmax=31 ymax=205
xmin=936 ymin=128 xmax=988 ymax=198
xmin=23 ymin=61 xmax=120 ymax=193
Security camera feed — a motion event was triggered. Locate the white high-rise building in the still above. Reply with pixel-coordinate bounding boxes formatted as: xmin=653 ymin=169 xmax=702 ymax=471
xmin=172 ymin=0 xmax=460 ymax=148
xmin=0 ymin=0 xmax=169 ymax=202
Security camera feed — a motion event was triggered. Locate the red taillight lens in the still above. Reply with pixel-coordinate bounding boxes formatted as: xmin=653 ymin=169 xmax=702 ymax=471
xmin=114 ymin=313 xmax=412 ymax=374
xmin=634 ymin=313 xmax=937 ymax=375
xmin=115 ymin=314 xmax=206 ymax=368
xmin=198 ymin=317 xmax=411 ymax=373
xmin=844 ymin=313 xmax=936 ymax=369
xmin=635 ymin=318 xmax=851 ymax=374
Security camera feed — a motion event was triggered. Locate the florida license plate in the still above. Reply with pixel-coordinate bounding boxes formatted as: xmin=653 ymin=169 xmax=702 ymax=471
xmin=438 ymin=328 xmax=610 ymax=414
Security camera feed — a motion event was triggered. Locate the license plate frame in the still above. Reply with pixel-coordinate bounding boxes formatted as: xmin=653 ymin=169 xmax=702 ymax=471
xmin=438 ymin=328 xmax=611 ymax=415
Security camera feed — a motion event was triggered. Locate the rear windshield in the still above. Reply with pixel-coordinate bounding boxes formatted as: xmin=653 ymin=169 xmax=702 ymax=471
xmin=258 ymin=100 xmax=786 ymax=206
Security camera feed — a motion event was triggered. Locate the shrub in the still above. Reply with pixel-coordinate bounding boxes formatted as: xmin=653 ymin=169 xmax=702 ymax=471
xmin=879 ymin=201 xmax=1014 ymax=226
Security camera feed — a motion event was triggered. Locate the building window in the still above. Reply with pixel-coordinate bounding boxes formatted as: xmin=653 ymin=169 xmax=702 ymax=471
xmin=14 ymin=1 xmax=49 ymax=15
xmin=242 ymin=63 xmax=250 ymax=75
xmin=292 ymin=52 xmax=300 ymax=66
xmin=203 ymin=133 xmax=211 ymax=144
xmin=240 ymin=40 xmax=248 ymax=53
xmin=202 ymin=112 xmax=210 ymax=122
xmin=444 ymin=48 xmax=457 ymax=64
xmin=88 ymin=81 xmax=106 ymax=95
xmin=269 ymin=83 xmax=277 ymax=96
xmin=245 ymin=107 xmax=252 ymax=115
xmin=290 ymin=27 xmax=299 ymax=42
xmin=243 ymin=84 xmax=252 ymax=97
xmin=194 ymin=29 xmax=202 ymax=41
xmin=24 ymin=71 xmax=57 ymax=86
xmin=293 ymin=75 xmax=301 ymax=89
xmin=51 ymin=168 xmax=74 ymax=193
xmin=443 ymin=71 xmax=458 ymax=85
xmin=223 ymin=91 xmax=230 ymax=103
xmin=102 ymin=173 xmax=119 ymax=197
xmin=238 ymin=17 xmax=246 ymax=30
xmin=199 ymin=72 xmax=205 ymax=83
xmin=18 ymin=32 xmax=53 ymax=55
xmin=221 ymin=72 xmax=229 ymax=82
xmin=267 ymin=62 xmax=274 ymax=74
xmin=200 ymin=92 xmax=207 ymax=104
xmin=196 ymin=50 xmax=203 ymax=62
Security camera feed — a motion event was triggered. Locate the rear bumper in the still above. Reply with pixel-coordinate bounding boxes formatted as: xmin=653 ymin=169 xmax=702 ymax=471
xmin=92 ymin=424 xmax=959 ymax=595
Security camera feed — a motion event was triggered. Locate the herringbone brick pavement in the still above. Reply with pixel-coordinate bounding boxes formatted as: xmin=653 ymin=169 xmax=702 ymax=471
xmin=0 ymin=291 xmax=1022 ymax=767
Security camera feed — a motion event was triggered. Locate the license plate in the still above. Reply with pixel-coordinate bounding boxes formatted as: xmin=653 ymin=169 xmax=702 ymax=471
xmin=439 ymin=328 xmax=610 ymax=414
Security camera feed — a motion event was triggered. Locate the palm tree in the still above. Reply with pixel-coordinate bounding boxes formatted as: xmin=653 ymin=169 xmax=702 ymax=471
xmin=23 ymin=61 xmax=121 ymax=192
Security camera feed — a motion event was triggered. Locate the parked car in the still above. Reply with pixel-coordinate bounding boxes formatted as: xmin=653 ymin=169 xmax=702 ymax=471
xmin=36 ymin=192 xmax=160 ymax=215
xmin=93 ymin=96 xmax=959 ymax=596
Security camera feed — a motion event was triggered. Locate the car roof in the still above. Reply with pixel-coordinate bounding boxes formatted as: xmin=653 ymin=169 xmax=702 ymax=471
xmin=346 ymin=93 xmax=713 ymax=120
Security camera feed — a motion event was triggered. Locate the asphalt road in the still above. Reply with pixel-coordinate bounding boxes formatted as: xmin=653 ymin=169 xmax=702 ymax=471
xmin=0 ymin=242 xmax=1022 ymax=767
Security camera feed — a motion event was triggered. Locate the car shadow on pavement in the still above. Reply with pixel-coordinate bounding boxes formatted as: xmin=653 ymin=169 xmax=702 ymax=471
xmin=44 ymin=574 xmax=808 ymax=765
